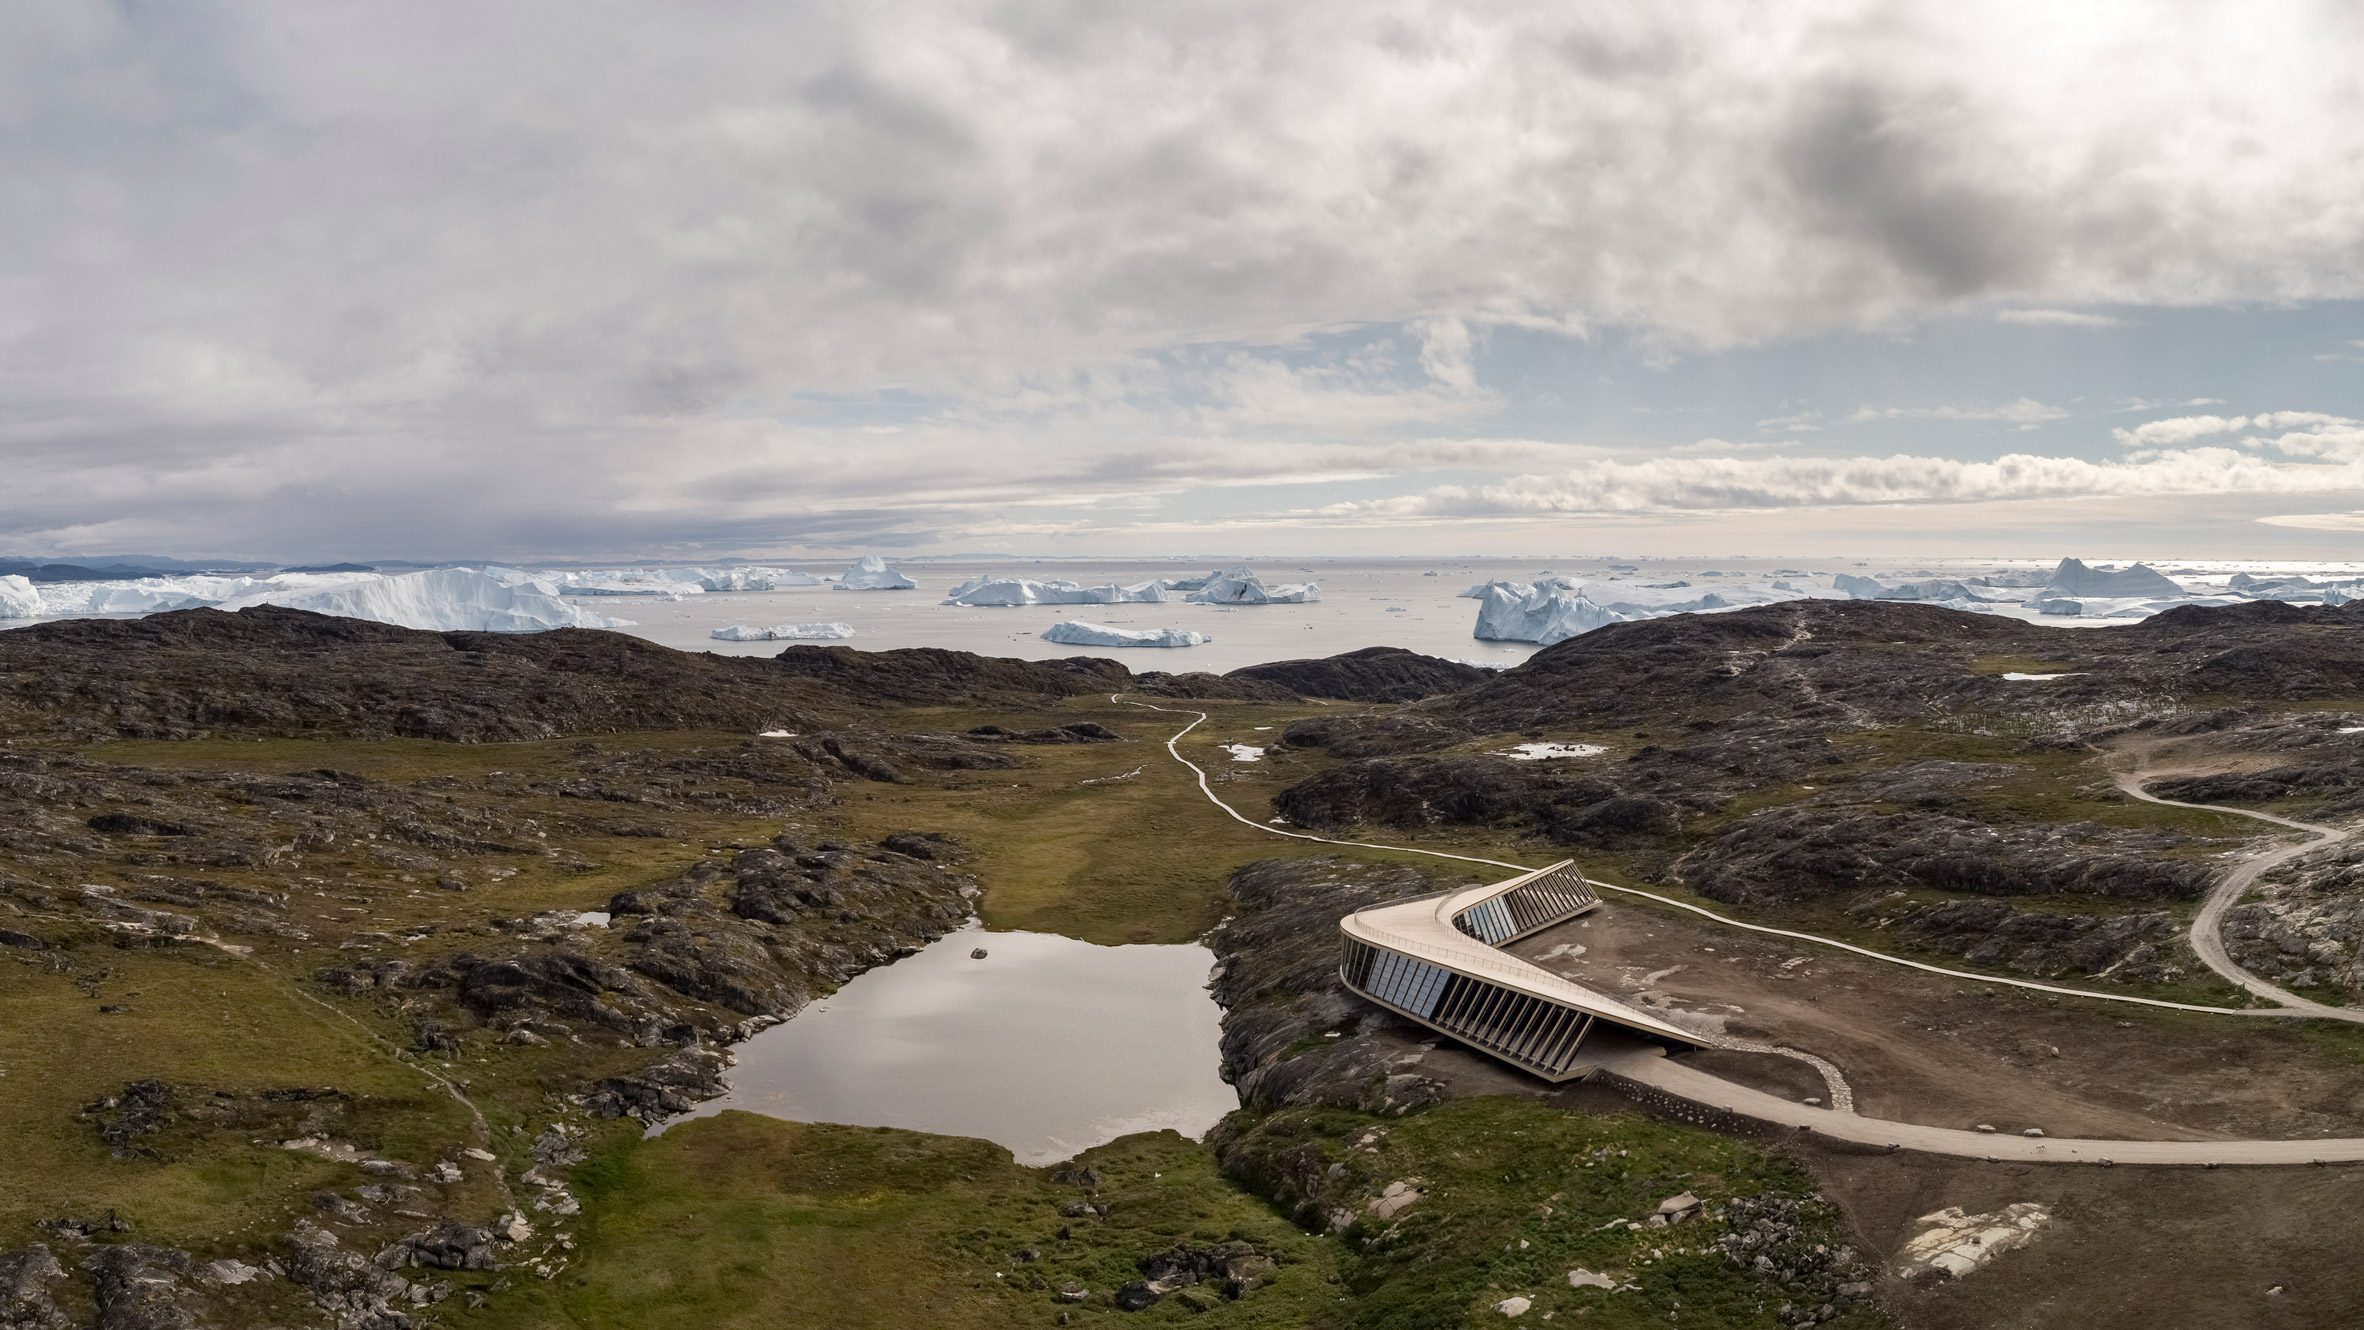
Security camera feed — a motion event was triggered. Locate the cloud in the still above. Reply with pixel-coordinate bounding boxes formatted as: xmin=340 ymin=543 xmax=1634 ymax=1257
xmin=4 ymin=3 xmax=2363 ymax=555
xmin=2113 ymin=414 xmax=2252 ymax=448
xmin=1845 ymin=398 xmax=2068 ymax=426
xmin=1303 ymin=445 xmax=2364 ymax=522
xmin=2111 ymin=410 xmax=2364 ymax=458
xmin=1994 ymin=309 xmax=2127 ymax=328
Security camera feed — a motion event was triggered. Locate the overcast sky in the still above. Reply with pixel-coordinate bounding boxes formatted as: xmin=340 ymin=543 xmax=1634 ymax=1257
xmin=5 ymin=1 xmax=2363 ymax=562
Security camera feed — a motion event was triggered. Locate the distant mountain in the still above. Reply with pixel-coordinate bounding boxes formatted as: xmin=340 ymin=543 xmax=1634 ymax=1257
xmin=0 ymin=555 xmax=274 ymax=583
xmin=280 ymin=562 xmax=378 ymax=574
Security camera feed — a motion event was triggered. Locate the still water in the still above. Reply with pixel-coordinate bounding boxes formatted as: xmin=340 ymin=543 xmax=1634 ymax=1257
xmin=668 ymin=922 xmax=1239 ymax=1165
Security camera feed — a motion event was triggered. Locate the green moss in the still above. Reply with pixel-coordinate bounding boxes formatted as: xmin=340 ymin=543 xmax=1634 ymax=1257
xmin=1224 ymin=1098 xmax=1890 ymax=1330
xmin=470 ymin=1115 xmax=1344 ymax=1329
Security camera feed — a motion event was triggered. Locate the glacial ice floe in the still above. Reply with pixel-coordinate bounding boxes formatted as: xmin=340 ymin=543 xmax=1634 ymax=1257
xmin=0 ymin=575 xmax=43 ymax=619
xmin=1470 ymin=580 xmax=1629 ymax=646
xmin=1041 ymin=620 xmax=1210 ymax=648
xmin=942 ymin=575 xmax=1167 ymax=607
xmin=835 ymin=555 xmax=917 ymax=591
xmin=15 ymin=567 xmax=626 ymax=633
xmin=214 ymin=568 xmax=629 ymax=632
xmin=2034 ymin=557 xmax=2183 ymax=599
xmin=1182 ymin=566 xmax=1321 ymax=605
xmin=554 ymin=566 xmax=824 ymax=596
xmin=710 ymin=622 xmax=857 ymax=642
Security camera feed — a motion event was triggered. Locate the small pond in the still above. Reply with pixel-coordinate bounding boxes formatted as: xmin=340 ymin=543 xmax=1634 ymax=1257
xmin=667 ymin=922 xmax=1237 ymax=1165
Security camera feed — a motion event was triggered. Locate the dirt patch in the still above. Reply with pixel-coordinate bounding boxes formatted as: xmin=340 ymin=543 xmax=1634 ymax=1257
xmin=1797 ymin=1142 xmax=2364 ymax=1330
xmin=1510 ymin=902 xmax=2364 ymax=1141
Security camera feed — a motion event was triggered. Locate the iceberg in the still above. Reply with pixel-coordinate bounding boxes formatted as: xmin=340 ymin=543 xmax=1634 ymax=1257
xmin=1832 ymin=573 xmax=1888 ymax=598
xmin=551 ymin=566 xmax=825 ymax=596
xmin=835 ymin=555 xmax=917 ymax=591
xmin=0 ymin=574 xmax=41 ymax=618
xmin=1182 ymin=565 xmax=1321 ymax=605
xmin=215 ymin=568 xmax=631 ymax=633
xmin=1470 ymin=581 xmax=1628 ymax=646
xmin=1874 ymin=578 xmax=2002 ymax=603
xmin=2035 ymin=557 xmax=2184 ymax=599
xmin=710 ymin=622 xmax=856 ymax=642
xmin=1041 ymin=620 xmax=1210 ymax=648
xmin=692 ymin=566 xmax=823 ymax=592
xmin=942 ymin=576 xmax=1167 ymax=607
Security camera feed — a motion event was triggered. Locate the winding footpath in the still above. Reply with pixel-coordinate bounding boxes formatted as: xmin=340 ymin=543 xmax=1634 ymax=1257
xmin=1116 ymin=695 xmax=2364 ymax=1165
xmin=2118 ymin=773 xmax=2364 ymax=1022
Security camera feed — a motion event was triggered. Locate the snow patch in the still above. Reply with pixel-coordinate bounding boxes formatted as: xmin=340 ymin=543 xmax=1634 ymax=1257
xmin=1999 ymin=671 xmax=2078 ymax=682
xmin=1223 ymin=744 xmax=1265 ymax=762
xmin=1894 ymin=1204 xmax=2051 ymax=1279
xmin=1502 ymin=742 xmax=1607 ymax=760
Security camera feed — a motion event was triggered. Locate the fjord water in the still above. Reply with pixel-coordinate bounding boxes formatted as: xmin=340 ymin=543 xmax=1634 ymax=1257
xmin=667 ymin=922 xmax=1238 ymax=1165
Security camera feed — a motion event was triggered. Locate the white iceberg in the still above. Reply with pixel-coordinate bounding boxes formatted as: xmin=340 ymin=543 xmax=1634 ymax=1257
xmin=942 ymin=575 xmax=1167 ymax=607
xmin=835 ymin=555 xmax=916 ymax=591
xmin=1471 ymin=580 xmax=1628 ymax=645
xmin=0 ymin=574 xmax=42 ymax=619
xmin=551 ymin=565 xmax=825 ymax=596
xmin=1182 ymin=565 xmax=1320 ymax=605
xmin=1832 ymin=573 xmax=1888 ymax=598
xmin=710 ymin=622 xmax=856 ymax=642
xmin=2034 ymin=557 xmax=2184 ymax=599
xmin=1041 ymin=620 xmax=1210 ymax=648
xmin=692 ymin=566 xmax=824 ymax=591
xmin=215 ymin=568 xmax=630 ymax=633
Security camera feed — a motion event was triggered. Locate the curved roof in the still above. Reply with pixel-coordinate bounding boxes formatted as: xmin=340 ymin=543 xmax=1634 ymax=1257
xmin=1341 ymin=860 xmax=1703 ymax=1047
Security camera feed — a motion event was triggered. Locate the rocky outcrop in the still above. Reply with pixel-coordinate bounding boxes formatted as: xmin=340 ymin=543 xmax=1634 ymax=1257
xmin=1711 ymin=1195 xmax=1876 ymax=1322
xmin=1859 ymin=897 xmax=2186 ymax=981
xmin=586 ymin=1047 xmax=728 ymax=1121
xmin=768 ymin=644 xmax=1130 ymax=706
xmin=1227 ymin=647 xmax=1492 ymax=703
xmin=1207 ymin=858 xmax=1448 ymax=1112
xmin=284 ymin=1222 xmax=434 ymax=1329
xmin=82 ymin=1080 xmax=176 ymax=1159
xmin=84 ymin=1246 xmax=203 ymax=1330
xmin=0 ymin=1246 xmax=69 ymax=1330
xmin=2219 ymin=842 xmax=2364 ymax=999
xmin=380 ymin=1223 xmax=500 ymax=1272
xmin=1673 ymin=807 xmax=2213 ymax=906
xmin=1272 ymin=757 xmax=1678 ymax=849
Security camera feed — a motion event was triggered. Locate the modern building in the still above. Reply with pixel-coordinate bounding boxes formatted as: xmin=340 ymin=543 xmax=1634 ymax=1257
xmin=1338 ymin=859 xmax=1701 ymax=1080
